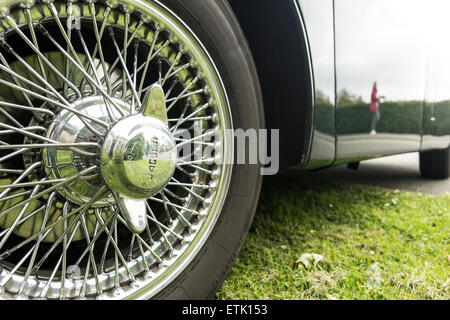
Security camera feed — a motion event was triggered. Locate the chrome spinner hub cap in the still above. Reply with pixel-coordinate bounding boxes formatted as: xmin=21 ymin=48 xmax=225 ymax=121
xmin=101 ymin=115 xmax=177 ymax=201
xmin=101 ymin=85 xmax=177 ymax=233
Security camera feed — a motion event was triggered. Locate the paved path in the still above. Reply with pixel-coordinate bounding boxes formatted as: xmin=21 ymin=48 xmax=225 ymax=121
xmin=306 ymin=152 xmax=449 ymax=195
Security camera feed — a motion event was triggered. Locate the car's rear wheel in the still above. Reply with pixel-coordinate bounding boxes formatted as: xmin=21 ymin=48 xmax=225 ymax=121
xmin=0 ymin=0 xmax=263 ymax=299
xmin=420 ymin=146 xmax=450 ymax=179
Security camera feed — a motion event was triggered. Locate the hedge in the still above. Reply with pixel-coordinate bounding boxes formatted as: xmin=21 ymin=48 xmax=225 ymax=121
xmin=314 ymin=100 xmax=450 ymax=136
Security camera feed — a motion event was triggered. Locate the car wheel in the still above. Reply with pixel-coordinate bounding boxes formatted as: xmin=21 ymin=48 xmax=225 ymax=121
xmin=0 ymin=0 xmax=263 ymax=299
xmin=420 ymin=146 xmax=450 ymax=179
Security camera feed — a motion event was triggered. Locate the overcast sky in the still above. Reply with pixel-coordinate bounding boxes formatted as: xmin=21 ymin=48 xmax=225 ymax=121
xmin=300 ymin=0 xmax=450 ymax=103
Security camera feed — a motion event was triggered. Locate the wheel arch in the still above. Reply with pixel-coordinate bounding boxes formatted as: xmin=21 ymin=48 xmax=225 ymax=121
xmin=227 ymin=0 xmax=314 ymax=168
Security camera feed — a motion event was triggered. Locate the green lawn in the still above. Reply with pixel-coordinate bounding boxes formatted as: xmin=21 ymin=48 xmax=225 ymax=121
xmin=216 ymin=172 xmax=450 ymax=300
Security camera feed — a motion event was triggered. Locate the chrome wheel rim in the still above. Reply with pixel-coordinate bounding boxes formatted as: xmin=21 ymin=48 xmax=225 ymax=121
xmin=0 ymin=0 xmax=232 ymax=299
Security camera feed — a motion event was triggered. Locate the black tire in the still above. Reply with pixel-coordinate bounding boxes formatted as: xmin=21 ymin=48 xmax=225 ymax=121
xmin=420 ymin=146 xmax=450 ymax=179
xmin=153 ymin=0 xmax=264 ymax=299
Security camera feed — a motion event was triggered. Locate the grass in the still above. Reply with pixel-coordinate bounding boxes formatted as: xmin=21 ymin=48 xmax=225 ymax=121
xmin=216 ymin=171 xmax=450 ymax=300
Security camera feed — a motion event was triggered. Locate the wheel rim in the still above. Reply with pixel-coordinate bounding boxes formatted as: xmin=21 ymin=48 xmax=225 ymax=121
xmin=0 ymin=0 xmax=233 ymax=299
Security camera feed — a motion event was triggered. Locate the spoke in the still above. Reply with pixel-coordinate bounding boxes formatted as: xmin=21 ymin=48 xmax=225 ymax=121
xmin=146 ymin=202 xmax=184 ymax=241
xmin=174 ymin=130 xmax=214 ymax=147
xmin=121 ymin=13 xmax=130 ymax=99
xmin=177 ymin=158 xmax=215 ymax=167
xmin=108 ymin=28 xmax=142 ymax=108
xmin=0 ymin=179 xmax=68 ymax=190
xmin=0 ymin=166 xmax=97 ymax=222
xmin=0 ymin=161 xmax=41 ymax=201
xmin=103 ymin=20 xmax=145 ymax=81
xmin=0 ymin=39 xmax=107 ymax=130
xmin=0 ymin=243 xmax=33 ymax=287
xmin=175 ymin=138 xmax=214 ymax=147
xmin=24 ymin=7 xmax=46 ymax=81
xmin=60 ymin=202 xmax=69 ymax=299
xmin=47 ymin=3 xmax=85 ymax=70
xmin=79 ymin=244 xmax=91 ymax=298
xmin=30 ymin=186 xmax=108 ymax=274
xmin=0 ymin=148 xmax=29 ymax=163
xmin=165 ymin=63 xmax=191 ymax=82
xmin=167 ymin=77 xmax=199 ymax=113
xmin=81 ymin=6 xmax=111 ymax=92
xmin=0 ymin=108 xmax=22 ymax=130
xmin=38 ymin=218 xmax=82 ymax=299
xmin=166 ymin=88 xmax=205 ymax=103
xmin=163 ymin=186 xmax=189 ymax=202
xmin=157 ymin=59 xmax=163 ymax=84
xmin=163 ymin=191 xmax=193 ymax=227
xmin=0 ymin=206 xmax=77 ymax=260
xmin=166 ymin=181 xmax=210 ymax=190
xmin=0 ymin=62 xmax=58 ymax=100
xmin=131 ymin=40 xmax=139 ymax=114
xmin=4 ymin=16 xmax=82 ymax=98
xmin=168 ymin=205 xmax=192 ymax=228
xmin=0 ymin=66 xmax=106 ymax=138
xmin=0 ymin=101 xmax=55 ymax=118
xmin=18 ymin=193 xmax=56 ymax=295
xmin=30 ymin=211 xmax=86 ymax=275
xmin=160 ymin=190 xmax=172 ymax=224
xmin=178 ymin=162 xmax=213 ymax=175
xmin=89 ymin=3 xmax=112 ymax=95
xmin=170 ymin=103 xmax=189 ymax=134
xmin=136 ymin=238 xmax=150 ymax=272
xmin=72 ymin=211 xmax=116 ymax=270
xmin=90 ymin=210 xmax=136 ymax=282
xmin=113 ymin=219 xmax=120 ymax=289
xmin=138 ymin=29 xmax=160 ymax=96
xmin=116 ymin=214 xmax=162 ymax=263
xmin=165 ymin=79 xmax=178 ymax=99
xmin=171 ymin=103 xmax=211 ymax=131
xmin=149 ymin=196 xmax=199 ymax=215
xmin=127 ymin=233 xmax=136 ymax=261
xmin=0 ymin=222 xmax=62 ymax=288
xmin=0 ymin=208 xmax=60 ymax=288
xmin=64 ymin=1 xmax=73 ymax=97
xmin=146 ymin=202 xmax=173 ymax=250
xmin=145 ymin=223 xmax=155 ymax=246
xmin=173 ymin=164 xmax=193 ymax=177
xmin=171 ymin=116 xmax=213 ymax=122
xmin=98 ymin=207 xmax=118 ymax=274
xmin=88 ymin=5 xmax=111 ymax=67
xmin=0 ymin=142 xmax=97 ymax=150
xmin=36 ymin=24 xmax=125 ymax=118
xmin=77 ymin=218 xmax=100 ymax=297
xmin=0 ymin=205 xmax=44 ymax=239
xmin=168 ymin=177 xmax=205 ymax=201
xmin=0 ymin=51 xmax=40 ymax=124
xmin=130 ymin=40 xmax=171 ymax=93
xmin=161 ymin=52 xmax=182 ymax=86
xmin=0 ymin=190 xmax=32 ymax=203
xmin=0 ymin=169 xmax=25 ymax=174
xmin=80 ymin=213 xmax=103 ymax=296
xmin=76 ymin=28 xmax=118 ymax=122
xmin=0 ymin=122 xmax=97 ymax=157
xmin=0 ymin=125 xmax=46 ymax=136
xmin=0 ymin=182 xmax=42 ymax=250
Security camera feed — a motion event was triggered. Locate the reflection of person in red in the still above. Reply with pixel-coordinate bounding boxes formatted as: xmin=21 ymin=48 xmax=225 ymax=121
xmin=370 ymin=82 xmax=384 ymax=135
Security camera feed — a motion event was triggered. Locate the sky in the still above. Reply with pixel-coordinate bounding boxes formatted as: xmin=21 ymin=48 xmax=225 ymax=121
xmin=300 ymin=0 xmax=450 ymax=103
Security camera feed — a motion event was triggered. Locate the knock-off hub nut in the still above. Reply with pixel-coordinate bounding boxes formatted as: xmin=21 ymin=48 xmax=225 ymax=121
xmin=100 ymin=114 xmax=177 ymax=200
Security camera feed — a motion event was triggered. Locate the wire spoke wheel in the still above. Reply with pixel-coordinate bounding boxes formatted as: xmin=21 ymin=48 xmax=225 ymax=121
xmin=0 ymin=0 xmax=233 ymax=300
